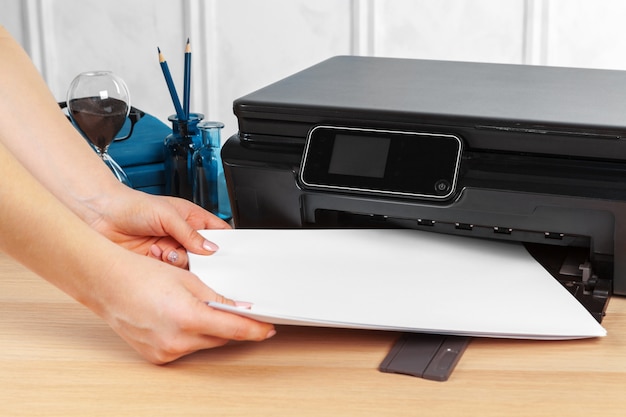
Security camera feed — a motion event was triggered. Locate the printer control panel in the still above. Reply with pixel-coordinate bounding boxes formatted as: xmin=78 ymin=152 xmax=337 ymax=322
xmin=299 ymin=125 xmax=463 ymax=201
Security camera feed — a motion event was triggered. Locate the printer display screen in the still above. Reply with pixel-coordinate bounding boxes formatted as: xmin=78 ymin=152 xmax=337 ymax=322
xmin=328 ymin=134 xmax=391 ymax=178
xmin=300 ymin=125 xmax=463 ymax=200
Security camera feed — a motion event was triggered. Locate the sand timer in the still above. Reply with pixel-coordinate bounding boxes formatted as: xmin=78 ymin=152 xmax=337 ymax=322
xmin=67 ymin=71 xmax=132 ymax=186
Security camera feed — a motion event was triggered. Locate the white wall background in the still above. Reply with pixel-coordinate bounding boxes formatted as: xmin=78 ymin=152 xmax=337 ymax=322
xmin=2 ymin=0 xmax=626 ymax=139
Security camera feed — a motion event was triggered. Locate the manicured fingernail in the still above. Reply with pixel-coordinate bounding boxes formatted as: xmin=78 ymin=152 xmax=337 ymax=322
xmin=266 ymin=329 xmax=277 ymax=339
xmin=235 ymin=301 xmax=253 ymax=309
xmin=167 ymin=250 xmax=179 ymax=263
xmin=150 ymin=244 xmax=163 ymax=258
xmin=203 ymin=239 xmax=219 ymax=252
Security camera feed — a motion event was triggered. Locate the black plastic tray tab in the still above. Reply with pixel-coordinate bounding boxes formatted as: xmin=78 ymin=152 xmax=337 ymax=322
xmin=379 ymin=333 xmax=471 ymax=381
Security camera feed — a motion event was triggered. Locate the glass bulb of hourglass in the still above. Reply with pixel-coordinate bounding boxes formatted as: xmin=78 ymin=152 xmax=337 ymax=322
xmin=67 ymin=71 xmax=132 ymax=186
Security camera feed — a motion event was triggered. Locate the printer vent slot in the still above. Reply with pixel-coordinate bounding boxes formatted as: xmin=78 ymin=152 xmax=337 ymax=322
xmin=417 ymin=219 xmax=435 ymax=227
xmin=545 ymin=232 xmax=565 ymax=240
xmin=455 ymin=223 xmax=474 ymax=231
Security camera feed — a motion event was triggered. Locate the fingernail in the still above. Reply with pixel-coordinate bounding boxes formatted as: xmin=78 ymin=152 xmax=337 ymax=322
xmin=235 ymin=301 xmax=253 ymax=309
xmin=150 ymin=244 xmax=163 ymax=258
xmin=167 ymin=250 xmax=179 ymax=263
xmin=203 ymin=239 xmax=219 ymax=252
xmin=266 ymin=329 xmax=277 ymax=339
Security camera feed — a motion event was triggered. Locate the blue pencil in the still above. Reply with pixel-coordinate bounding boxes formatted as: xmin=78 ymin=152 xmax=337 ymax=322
xmin=157 ymin=47 xmax=185 ymax=120
xmin=183 ymin=38 xmax=191 ymax=120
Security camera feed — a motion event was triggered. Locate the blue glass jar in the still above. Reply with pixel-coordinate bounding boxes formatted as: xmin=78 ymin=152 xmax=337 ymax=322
xmin=192 ymin=121 xmax=232 ymax=221
xmin=163 ymin=113 xmax=204 ymax=200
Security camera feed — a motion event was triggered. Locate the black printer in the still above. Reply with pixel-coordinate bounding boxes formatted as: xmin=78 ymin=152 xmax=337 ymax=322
xmin=221 ymin=55 xmax=626 ymax=318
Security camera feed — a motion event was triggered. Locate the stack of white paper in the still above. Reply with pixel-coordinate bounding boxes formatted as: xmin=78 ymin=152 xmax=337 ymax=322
xmin=189 ymin=229 xmax=606 ymax=339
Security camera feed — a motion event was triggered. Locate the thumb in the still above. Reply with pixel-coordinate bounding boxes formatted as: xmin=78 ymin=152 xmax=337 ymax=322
xmin=184 ymin=271 xmax=236 ymax=307
xmin=162 ymin=215 xmax=221 ymax=256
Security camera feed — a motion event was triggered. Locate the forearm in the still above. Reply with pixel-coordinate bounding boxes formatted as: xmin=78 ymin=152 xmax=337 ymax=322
xmin=0 ymin=140 xmax=124 ymax=313
xmin=0 ymin=26 xmax=124 ymax=223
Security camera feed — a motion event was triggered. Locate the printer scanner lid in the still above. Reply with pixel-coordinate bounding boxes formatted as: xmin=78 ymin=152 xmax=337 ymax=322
xmin=234 ymin=56 xmax=626 ymax=159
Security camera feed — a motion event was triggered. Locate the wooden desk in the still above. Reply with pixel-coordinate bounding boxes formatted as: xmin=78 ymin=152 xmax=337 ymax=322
xmin=1 ymin=251 xmax=625 ymax=416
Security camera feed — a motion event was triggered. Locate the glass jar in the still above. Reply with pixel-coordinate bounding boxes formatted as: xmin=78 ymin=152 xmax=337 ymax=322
xmin=163 ymin=113 xmax=204 ymax=200
xmin=192 ymin=121 xmax=232 ymax=221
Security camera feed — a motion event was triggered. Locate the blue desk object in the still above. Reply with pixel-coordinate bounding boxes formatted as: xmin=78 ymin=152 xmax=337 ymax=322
xmin=107 ymin=112 xmax=170 ymax=195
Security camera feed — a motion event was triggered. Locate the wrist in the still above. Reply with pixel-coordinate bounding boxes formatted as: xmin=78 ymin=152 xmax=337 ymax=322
xmin=62 ymin=176 xmax=129 ymax=226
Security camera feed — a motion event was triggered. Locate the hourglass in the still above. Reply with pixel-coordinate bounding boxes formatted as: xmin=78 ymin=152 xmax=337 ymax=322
xmin=67 ymin=71 xmax=132 ymax=186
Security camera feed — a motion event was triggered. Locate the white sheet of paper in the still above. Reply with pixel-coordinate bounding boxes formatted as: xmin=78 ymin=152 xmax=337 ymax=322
xmin=189 ymin=229 xmax=606 ymax=339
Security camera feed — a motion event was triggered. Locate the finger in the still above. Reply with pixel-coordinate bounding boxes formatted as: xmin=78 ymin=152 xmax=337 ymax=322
xmin=182 ymin=274 xmax=276 ymax=341
xmin=126 ymin=329 xmax=231 ymax=365
xmin=166 ymin=196 xmax=231 ymax=230
xmin=149 ymin=243 xmax=163 ymax=259
xmin=159 ymin=212 xmax=222 ymax=256
xmin=198 ymin=213 xmax=231 ymax=230
xmin=184 ymin=273 xmax=236 ymax=306
xmin=164 ymin=328 xmax=273 ymax=363
xmin=160 ymin=197 xmax=230 ymax=255
xmin=150 ymin=242 xmax=189 ymax=269
xmin=200 ymin=301 xmax=276 ymax=342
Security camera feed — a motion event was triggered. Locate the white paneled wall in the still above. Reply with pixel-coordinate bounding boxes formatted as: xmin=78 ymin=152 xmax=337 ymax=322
xmin=544 ymin=0 xmax=626 ymax=69
xmin=372 ymin=0 xmax=527 ymax=63
xmin=202 ymin=0 xmax=354 ymax=136
xmin=2 ymin=0 xmax=626 ymax=138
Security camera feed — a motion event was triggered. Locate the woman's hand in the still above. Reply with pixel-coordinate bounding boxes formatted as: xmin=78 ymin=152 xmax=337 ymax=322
xmin=84 ymin=186 xmax=230 ymax=268
xmin=98 ymin=251 xmax=276 ymax=364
